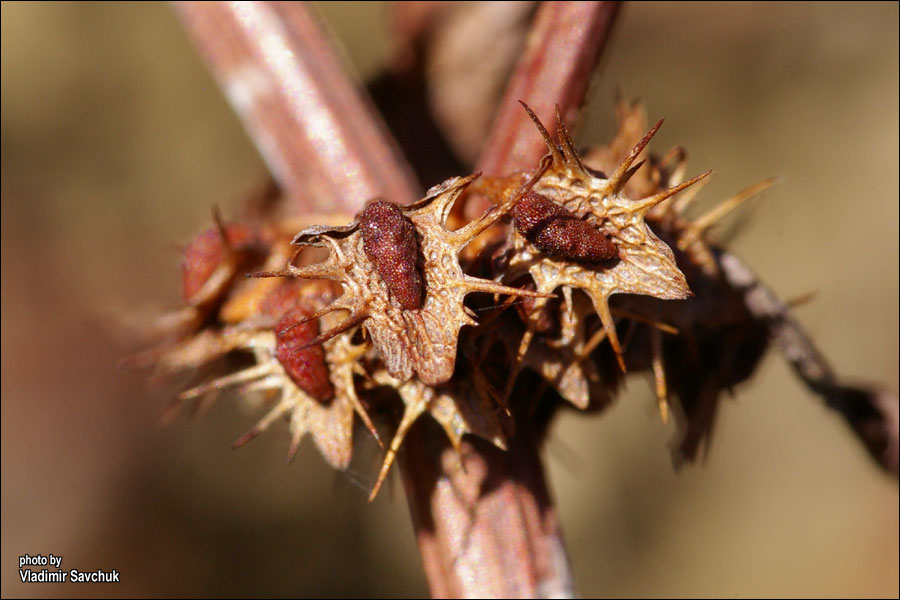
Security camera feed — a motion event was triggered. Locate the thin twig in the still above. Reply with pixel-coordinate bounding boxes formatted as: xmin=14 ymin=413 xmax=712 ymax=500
xmin=718 ymin=251 xmax=899 ymax=476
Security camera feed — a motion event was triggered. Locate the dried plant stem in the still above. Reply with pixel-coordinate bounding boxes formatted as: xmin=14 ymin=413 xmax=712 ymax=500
xmin=475 ymin=1 xmax=621 ymax=180
xmin=174 ymin=1 xmax=420 ymax=213
xmin=401 ymin=423 xmax=572 ymax=598
xmin=395 ymin=3 xmax=623 ymax=596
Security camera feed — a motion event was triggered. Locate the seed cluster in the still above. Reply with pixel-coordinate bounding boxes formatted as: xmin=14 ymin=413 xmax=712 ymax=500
xmin=138 ymin=98 xmax=775 ymax=496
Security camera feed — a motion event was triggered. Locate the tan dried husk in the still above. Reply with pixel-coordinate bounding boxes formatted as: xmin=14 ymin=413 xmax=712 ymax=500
xmin=140 ymin=98 xmax=775 ymax=494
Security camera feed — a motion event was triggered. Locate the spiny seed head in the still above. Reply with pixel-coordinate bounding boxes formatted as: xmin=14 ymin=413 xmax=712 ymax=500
xmin=137 ymin=96 xmax=784 ymax=503
xmin=180 ymin=221 xmax=260 ymax=306
xmin=280 ymin=173 xmax=551 ymax=386
xmin=367 ymin=366 xmax=509 ymax=500
xmin=577 ymin=95 xmax=778 ymax=460
xmin=502 ymin=103 xmax=706 ymax=371
xmin=149 ymin=274 xmax=371 ymax=470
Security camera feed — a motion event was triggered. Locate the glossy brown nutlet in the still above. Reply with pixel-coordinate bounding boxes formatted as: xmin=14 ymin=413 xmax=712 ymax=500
xmin=180 ymin=224 xmax=255 ymax=303
xmin=275 ymin=307 xmax=334 ymax=402
xmin=512 ymin=192 xmax=618 ymax=263
xmin=358 ymin=200 xmax=425 ymax=310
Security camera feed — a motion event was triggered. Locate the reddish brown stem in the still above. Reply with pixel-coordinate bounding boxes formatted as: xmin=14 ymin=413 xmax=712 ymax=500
xmin=475 ymin=1 xmax=621 ymax=180
xmin=402 ymin=422 xmax=572 ymax=598
xmin=174 ymin=1 xmax=420 ymax=212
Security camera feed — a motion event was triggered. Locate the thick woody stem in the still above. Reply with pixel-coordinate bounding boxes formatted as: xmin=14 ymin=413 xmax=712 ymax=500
xmin=174 ymin=1 xmax=420 ymax=212
xmin=401 ymin=421 xmax=573 ymax=598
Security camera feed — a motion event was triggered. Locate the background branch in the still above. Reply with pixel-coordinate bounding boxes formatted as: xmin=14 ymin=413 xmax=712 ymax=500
xmin=475 ymin=1 xmax=620 ymax=179
xmin=174 ymin=1 xmax=420 ymax=212
xmin=719 ymin=252 xmax=899 ymax=476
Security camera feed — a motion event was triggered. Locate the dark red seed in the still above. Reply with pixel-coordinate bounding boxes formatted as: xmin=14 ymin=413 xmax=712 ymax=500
xmin=180 ymin=224 xmax=255 ymax=303
xmin=358 ymin=200 xmax=424 ymax=310
xmin=512 ymin=192 xmax=618 ymax=263
xmin=275 ymin=306 xmax=334 ymax=402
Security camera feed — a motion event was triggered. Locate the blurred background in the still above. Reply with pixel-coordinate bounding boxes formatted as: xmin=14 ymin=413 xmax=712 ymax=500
xmin=2 ymin=1 xmax=897 ymax=597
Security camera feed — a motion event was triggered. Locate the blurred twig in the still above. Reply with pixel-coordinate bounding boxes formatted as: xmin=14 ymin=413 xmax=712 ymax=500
xmin=174 ymin=1 xmax=420 ymax=213
xmin=719 ymin=252 xmax=899 ymax=476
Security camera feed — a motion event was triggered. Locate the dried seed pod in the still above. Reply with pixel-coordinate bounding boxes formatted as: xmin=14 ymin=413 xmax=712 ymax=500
xmin=502 ymin=103 xmax=708 ymax=373
xmin=358 ymin=200 xmax=424 ymax=310
xmin=520 ymin=289 xmax=619 ymax=411
xmin=367 ymin=367 xmax=509 ymax=501
xmin=512 ymin=191 xmax=618 ymax=263
xmin=270 ymin=174 xmax=552 ymax=386
xmin=275 ymin=306 xmax=334 ymax=402
xmin=155 ymin=296 xmax=371 ymax=471
xmin=544 ymin=95 xmax=781 ymax=459
xmin=514 ymin=284 xmax=558 ymax=335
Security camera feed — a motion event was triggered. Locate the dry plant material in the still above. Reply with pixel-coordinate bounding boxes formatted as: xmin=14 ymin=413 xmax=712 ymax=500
xmin=274 ymin=304 xmax=335 ymax=402
xmin=498 ymin=103 xmax=708 ymax=375
xmin=137 ymin=91 xmax=744 ymax=489
xmin=578 ymin=95 xmax=778 ymax=457
xmin=180 ymin=220 xmax=258 ymax=306
xmin=161 ymin=276 xmax=372 ymax=470
xmin=511 ymin=191 xmax=619 ymax=263
xmin=260 ymin=171 xmax=552 ymax=387
xmin=157 ymin=4 xmax=896 ymax=597
xmin=359 ymin=200 xmax=426 ymax=310
xmin=133 ymin=75 xmax=900 ymax=516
